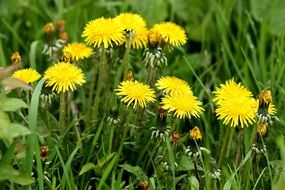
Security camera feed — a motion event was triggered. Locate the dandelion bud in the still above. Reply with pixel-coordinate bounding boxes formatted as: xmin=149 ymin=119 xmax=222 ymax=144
xmin=57 ymin=19 xmax=66 ymax=32
xmin=126 ymin=70 xmax=134 ymax=81
xmin=44 ymin=22 xmax=55 ymax=34
xmin=259 ymin=90 xmax=272 ymax=107
xmin=59 ymin=32 xmax=68 ymax=41
xmin=138 ymin=180 xmax=149 ymax=190
xmin=41 ymin=146 xmax=49 ymax=161
xmin=11 ymin=52 xmax=21 ymax=65
xmin=148 ymin=29 xmax=162 ymax=47
xmin=172 ymin=131 xmax=180 ymax=145
xmin=190 ymin=127 xmax=202 ymax=141
xmin=258 ymin=123 xmax=267 ymax=136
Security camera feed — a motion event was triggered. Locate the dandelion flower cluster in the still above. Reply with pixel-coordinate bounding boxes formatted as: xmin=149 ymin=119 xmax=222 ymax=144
xmin=44 ymin=62 xmax=86 ymax=93
xmin=115 ymin=80 xmax=156 ymax=109
xmin=156 ymin=76 xmax=192 ymax=95
xmin=82 ymin=17 xmax=124 ymax=48
xmin=213 ymin=79 xmax=256 ymax=128
xmin=12 ymin=68 xmax=41 ymax=84
xmin=114 ymin=12 xmax=148 ymax=49
xmin=161 ymin=93 xmax=204 ymax=119
xmin=63 ymin=42 xmax=93 ymax=61
xmin=152 ymin=22 xmax=187 ymax=46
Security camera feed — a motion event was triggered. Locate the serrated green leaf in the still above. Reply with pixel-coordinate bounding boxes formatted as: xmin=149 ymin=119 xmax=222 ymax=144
xmin=0 ymin=123 xmax=30 ymax=142
xmin=189 ymin=176 xmax=199 ymax=190
xmin=11 ymin=174 xmax=34 ymax=185
xmin=177 ymin=155 xmax=195 ymax=171
xmin=120 ymin=164 xmax=148 ymax=180
xmin=0 ymin=164 xmax=19 ymax=181
xmin=0 ymin=98 xmax=28 ymax=112
xmin=0 ymin=164 xmax=34 ymax=185
xmin=79 ymin=163 xmax=96 ymax=175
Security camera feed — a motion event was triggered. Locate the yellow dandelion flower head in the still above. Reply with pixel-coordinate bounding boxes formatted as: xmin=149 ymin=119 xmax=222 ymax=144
xmin=12 ymin=68 xmax=41 ymax=84
xmin=82 ymin=17 xmax=124 ymax=48
xmin=114 ymin=12 xmax=146 ymax=31
xmin=115 ymin=80 xmax=156 ymax=109
xmin=147 ymin=29 xmax=163 ymax=46
xmin=44 ymin=62 xmax=86 ymax=93
xmin=213 ymin=79 xmax=256 ymax=128
xmin=215 ymin=96 xmax=256 ymax=128
xmin=130 ymin=28 xmax=148 ymax=49
xmin=258 ymin=122 xmax=267 ymax=136
xmin=155 ymin=76 xmax=192 ymax=95
xmin=190 ymin=127 xmax=202 ymax=141
xmin=63 ymin=42 xmax=93 ymax=61
xmin=114 ymin=13 xmax=147 ymax=49
xmin=255 ymin=99 xmax=277 ymax=116
xmin=213 ymin=79 xmax=253 ymax=105
xmin=161 ymin=93 xmax=204 ymax=119
xmin=152 ymin=22 xmax=187 ymax=46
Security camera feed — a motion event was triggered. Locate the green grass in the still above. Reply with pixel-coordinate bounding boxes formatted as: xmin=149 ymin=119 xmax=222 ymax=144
xmin=0 ymin=0 xmax=285 ymax=189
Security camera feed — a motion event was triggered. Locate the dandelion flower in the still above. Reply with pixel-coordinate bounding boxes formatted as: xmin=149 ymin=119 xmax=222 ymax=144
xmin=152 ymin=22 xmax=187 ymax=46
xmin=114 ymin=13 xmax=147 ymax=49
xmin=115 ymin=80 xmax=156 ymax=109
xmin=161 ymin=93 xmax=204 ymax=119
xmin=63 ymin=42 xmax=93 ymax=61
xmin=44 ymin=62 xmax=85 ymax=93
xmin=213 ymin=79 xmax=253 ymax=105
xmin=156 ymin=76 xmax=192 ymax=95
xmin=129 ymin=28 xmax=148 ymax=49
xmin=82 ymin=17 xmax=124 ymax=48
xmin=114 ymin=12 xmax=146 ymax=31
xmin=256 ymin=100 xmax=277 ymax=116
xmin=12 ymin=68 xmax=41 ymax=84
xmin=213 ymin=79 xmax=256 ymax=128
xmin=189 ymin=127 xmax=202 ymax=141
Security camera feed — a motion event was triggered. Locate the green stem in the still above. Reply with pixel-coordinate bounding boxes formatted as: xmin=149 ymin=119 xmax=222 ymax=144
xmin=225 ymin=127 xmax=234 ymax=158
xmin=235 ymin=128 xmax=243 ymax=166
xmin=217 ymin=127 xmax=230 ymax=167
xmin=59 ymin=92 xmax=67 ymax=132
xmin=86 ymin=64 xmax=98 ymax=127
xmin=115 ymin=43 xmax=131 ymax=87
xmin=108 ymin=125 xmax=115 ymax=154
xmin=147 ymin=67 xmax=158 ymax=87
xmin=93 ymin=48 xmax=106 ymax=121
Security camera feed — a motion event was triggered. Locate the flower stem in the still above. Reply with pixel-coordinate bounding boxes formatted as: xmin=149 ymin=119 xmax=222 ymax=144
xmin=147 ymin=67 xmax=158 ymax=87
xmin=235 ymin=128 xmax=243 ymax=166
xmin=93 ymin=47 xmax=106 ymax=121
xmin=217 ymin=127 xmax=230 ymax=167
xmin=86 ymin=64 xmax=98 ymax=127
xmin=59 ymin=92 xmax=68 ymax=132
xmin=225 ymin=127 xmax=234 ymax=157
xmin=115 ymin=43 xmax=131 ymax=87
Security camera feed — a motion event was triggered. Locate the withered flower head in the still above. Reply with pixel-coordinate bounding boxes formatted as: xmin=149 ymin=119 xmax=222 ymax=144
xmin=11 ymin=52 xmax=21 ymax=64
xmin=172 ymin=131 xmax=180 ymax=145
xmin=57 ymin=19 xmax=66 ymax=32
xmin=258 ymin=123 xmax=267 ymax=137
xmin=126 ymin=70 xmax=134 ymax=81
